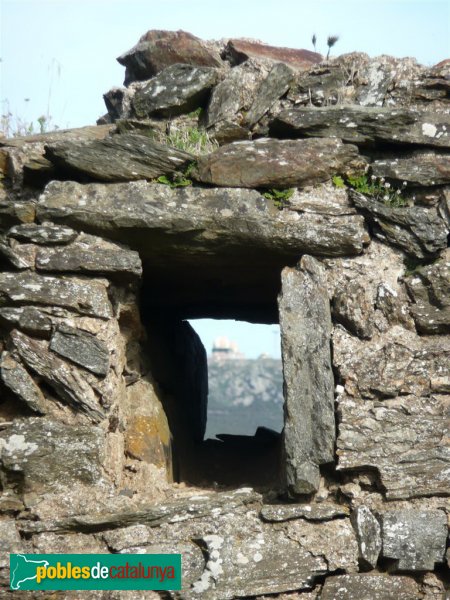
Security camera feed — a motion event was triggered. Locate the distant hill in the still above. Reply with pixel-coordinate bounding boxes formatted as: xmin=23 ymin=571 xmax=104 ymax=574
xmin=205 ymin=358 xmax=284 ymax=439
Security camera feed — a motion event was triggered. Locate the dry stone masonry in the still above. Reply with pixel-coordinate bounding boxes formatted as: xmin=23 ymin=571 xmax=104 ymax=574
xmin=0 ymin=29 xmax=449 ymax=599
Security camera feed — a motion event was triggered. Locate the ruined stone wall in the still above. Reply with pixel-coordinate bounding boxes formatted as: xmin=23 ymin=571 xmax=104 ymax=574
xmin=0 ymin=30 xmax=449 ymax=599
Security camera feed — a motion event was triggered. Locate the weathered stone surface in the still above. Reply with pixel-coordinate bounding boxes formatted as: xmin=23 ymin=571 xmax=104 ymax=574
xmin=0 ymin=236 xmax=36 ymax=269
xmin=194 ymin=138 xmax=365 ymax=188
xmin=103 ymin=86 xmax=133 ymax=122
xmin=206 ymin=61 xmax=266 ymax=133
xmin=94 ymin=496 xmax=354 ymax=600
xmin=333 ymin=324 xmax=450 ymax=399
xmin=372 ymin=150 xmax=450 ymax=186
xmin=7 ymin=222 xmax=77 ymax=245
xmin=286 ymin=518 xmax=359 ymax=572
xmin=0 ymin=197 xmax=36 ymax=231
xmin=207 ymin=120 xmax=250 ymax=145
xmin=45 ymin=133 xmax=193 ymax=182
xmin=333 ymin=279 xmax=375 ymax=339
xmin=190 ymin=527 xmax=325 ymax=599
xmin=0 ymin=125 xmax=114 ymax=189
xmin=279 ymin=256 xmax=335 ymax=494
xmin=350 ymin=506 xmax=381 ymax=569
xmin=21 ymin=488 xmax=261 ymax=534
xmin=260 ymin=502 xmax=349 ymax=522
xmin=271 ymin=106 xmax=450 ymax=148
xmin=245 ymin=63 xmax=295 ymax=127
xmin=117 ymin=30 xmax=221 ymax=85
xmin=286 ymin=53 xmax=448 ymax=112
xmin=49 ymin=324 xmax=110 ymax=376
xmin=36 ymin=234 xmax=142 ymax=279
xmin=22 ymin=155 xmax=58 ymax=186
xmin=37 ymin=180 xmax=368 ymax=321
xmin=131 ymin=64 xmax=219 ymax=118
xmin=18 ymin=487 xmax=357 ymax=599
xmin=0 ymin=271 xmax=112 ymax=319
xmin=321 ymin=574 xmax=420 ymax=600
xmin=381 ymin=510 xmax=447 ymax=571
xmin=0 ymin=494 xmax=25 ymax=513
xmin=421 ymin=572 xmax=447 ymax=600
xmin=357 ymin=58 xmax=403 ymax=107
xmin=288 ymin=183 xmax=356 ymax=215
xmin=125 ymin=415 xmax=168 ymax=467
xmin=223 ymin=39 xmax=322 ymax=70
xmin=324 ymin=240 xmax=416 ymax=332
xmin=32 ymin=531 xmax=108 ymax=555
xmin=123 ymin=378 xmax=171 ymax=471
xmin=351 ymin=190 xmax=448 ymax=258
xmin=0 ymin=520 xmax=24 ymax=569
xmin=405 ymin=249 xmax=450 ymax=334
xmin=0 ymin=306 xmax=53 ymax=335
xmin=375 ymin=281 xmax=416 ymax=331
xmin=0 ymin=417 xmax=103 ymax=493
xmin=0 ymin=125 xmax=114 ymax=149
xmin=11 ymin=330 xmax=105 ymax=422
xmin=287 ymin=53 xmax=368 ymax=108
xmin=0 ymin=352 xmax=46 ymax=414
xmin=336 ymin=393 xmax=450 ymax=499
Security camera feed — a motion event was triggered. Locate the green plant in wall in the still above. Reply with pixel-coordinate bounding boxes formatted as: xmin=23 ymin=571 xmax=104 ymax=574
xmin=333 ymin=173 xmax=408 ymax=207
xmin=262 ymin=188 xmax=295 ymax=209
xmin=156 ymin=161 xmax=197 ymax=188
xmin=163 ymin=126 xmax=218 ymax=155
xmin=331 ymin=175 xmax=346 ymax=189
xmin=156 ymin=173 xmax=192 ymax=188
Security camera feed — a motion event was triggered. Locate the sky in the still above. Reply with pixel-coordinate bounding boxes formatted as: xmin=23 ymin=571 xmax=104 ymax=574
xmin=1 ymin=0 xmax=449 ymax=358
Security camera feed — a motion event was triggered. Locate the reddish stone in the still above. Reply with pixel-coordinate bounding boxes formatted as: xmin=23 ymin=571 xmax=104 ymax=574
xmin=433 ymin=58 xmax=450 ymax=68
xmin=223 ymin=39 xmax=322 ymax=70
xmin=117 ymin=30 xmax=222 ymax=85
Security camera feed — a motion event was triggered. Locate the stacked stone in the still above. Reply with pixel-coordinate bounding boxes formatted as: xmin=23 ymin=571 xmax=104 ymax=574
xmin=0 ymin=30 xmax=449 ymax=599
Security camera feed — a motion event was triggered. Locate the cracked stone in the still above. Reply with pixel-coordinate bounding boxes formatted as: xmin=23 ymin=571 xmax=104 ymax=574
xmin=380 ymin=510 xmax=447 ymax=571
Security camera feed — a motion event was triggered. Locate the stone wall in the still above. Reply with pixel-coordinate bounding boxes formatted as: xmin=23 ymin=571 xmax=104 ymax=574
xmin=0 ymin=30 xmax=449 ymax=599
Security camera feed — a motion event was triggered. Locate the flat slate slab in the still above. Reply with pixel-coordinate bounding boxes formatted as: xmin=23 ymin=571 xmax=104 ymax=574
xmin=35 ymin=233 xmax=142 ymax=279
xmin=7 ymin=223 xmax=78 ymax=245
xmin=271 ymin=106 xmax=450 ymax=148
xmin=49 ymin=324 xmax=110 ymax=377
xmin=0 ymin=417 xmax=103 ymax=492
xmin=279 ymin=256 xmax=335 ymax=495
xmin=0 ymin=271 xmax=112 ymax=319
xmin=37 ymin=180 xmax=369 ymax=260
xmin=131 ymin=64 xmax=220 ymax=118
xmin=45 ymin=133 xmax=194 ymax=182
xmin=36 ymin=181 xmax=369 ymax=320
xmin=194 ymin=138 xmax=366 ymax=188
xmin=321 ymin=574 xmax=420 ymax=600
xmin=223 ymin=39 xmax=322 ymax=70
xmin=371 ymin=149 xmax=450 ymax=186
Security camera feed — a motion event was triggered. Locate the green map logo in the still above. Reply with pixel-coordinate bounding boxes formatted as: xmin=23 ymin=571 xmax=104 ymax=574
xmin=10 ymin=554 xmax=181 ymax=591
xmin=10 ymin=555 xmax=50 ymax=590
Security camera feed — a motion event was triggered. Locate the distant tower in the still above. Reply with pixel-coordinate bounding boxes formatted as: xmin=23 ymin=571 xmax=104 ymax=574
xmin=211 ymin=336 xmax=245 ymax=362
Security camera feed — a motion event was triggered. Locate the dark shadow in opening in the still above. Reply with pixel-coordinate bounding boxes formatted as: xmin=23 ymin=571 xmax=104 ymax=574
xmin=142 ymin=310 xmax=284 ymax=491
